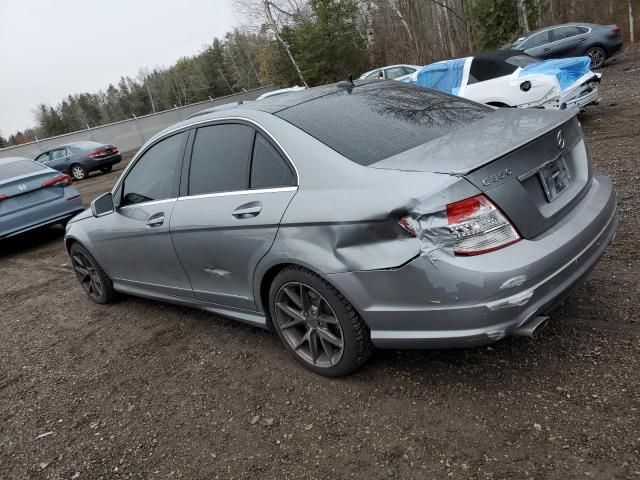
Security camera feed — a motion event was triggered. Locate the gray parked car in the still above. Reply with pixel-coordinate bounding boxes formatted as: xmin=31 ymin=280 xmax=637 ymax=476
xmin=502 ymin=23 xmax=623 ymax=68
xmin=35 ymin=141 xmax=122 ymax=181
xmin=64 ymin=81 xmax=617 ymax=376
xmin=0 ymin=157 xmax=84 ymax=239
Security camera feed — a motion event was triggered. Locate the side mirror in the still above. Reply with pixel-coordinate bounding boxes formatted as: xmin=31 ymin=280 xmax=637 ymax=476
xmin=91 ymin=192 xmax=115 ymax=217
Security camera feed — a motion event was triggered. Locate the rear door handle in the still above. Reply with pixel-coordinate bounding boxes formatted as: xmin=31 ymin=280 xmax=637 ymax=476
xmin=232 ymin=201 xmax=262 ymax=218
xmin=543 ymin=47 xmax=552 ymax=52
xmin=146 ymin=213 xmax=165 ymax=227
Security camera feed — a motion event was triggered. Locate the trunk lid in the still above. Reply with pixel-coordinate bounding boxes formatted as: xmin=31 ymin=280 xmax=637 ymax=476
xmin=371 ymin=108 xmax=591 ymax=239
xmin=0 ymin=159 xmax=66 ymax=217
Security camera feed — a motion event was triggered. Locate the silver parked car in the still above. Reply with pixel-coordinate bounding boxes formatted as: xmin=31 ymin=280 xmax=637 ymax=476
xmin=65 ymin=81 xmax=617 ymax=376
xmin=0 ymin=157 xmax=84 ymax=239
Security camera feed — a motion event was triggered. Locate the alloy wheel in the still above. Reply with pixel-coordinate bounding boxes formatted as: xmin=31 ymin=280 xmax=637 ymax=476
xmin=587 ymin=48 xmax=605 ymax=68
xmin=71 ymin=165 xmax=86 ymax=180
xmin=274 ymin=282 xmax=344 ymax=368
xmin=71 ymin=250 xmax=104 ymax=300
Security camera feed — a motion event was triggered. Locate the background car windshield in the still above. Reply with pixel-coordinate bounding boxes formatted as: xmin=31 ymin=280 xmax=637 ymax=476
xmin=121 ymin=132 xmax=186 ymax=205
xmin=276 ymin=82 xmax=490 ymax=166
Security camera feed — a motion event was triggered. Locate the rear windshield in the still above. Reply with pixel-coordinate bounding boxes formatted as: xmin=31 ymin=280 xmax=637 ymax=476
xmin=505 ymin=54 xmax=540 ymax=68
xmin=276 ymin=82 xmax=490 ymax=166
xmin=70 ymin=141 xmax=103 ymax=150
xmin=0 ymin=159 xmax=45 ymax=182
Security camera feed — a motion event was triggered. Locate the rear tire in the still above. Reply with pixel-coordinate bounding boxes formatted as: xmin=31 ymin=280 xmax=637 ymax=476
xmin=70 ymin=243 xmax=115 ymax=304
xmin=100 ymin=165 xmax=113 ymax=174
xmin=269 ymin=266 xmax=372 ymax=377
xmin=70 ymin=164 xmax=87 ymax=181
xmin=586 ymin=46 xmax=606 ymax=69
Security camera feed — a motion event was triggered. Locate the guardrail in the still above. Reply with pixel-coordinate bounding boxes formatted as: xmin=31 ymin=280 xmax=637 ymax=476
xmin=0 ymin=86 xmax=277 ymax=159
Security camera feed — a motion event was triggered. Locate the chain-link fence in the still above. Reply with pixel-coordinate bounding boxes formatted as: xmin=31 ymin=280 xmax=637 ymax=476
xmin=0 ymin=86 xmax=276 ymax=159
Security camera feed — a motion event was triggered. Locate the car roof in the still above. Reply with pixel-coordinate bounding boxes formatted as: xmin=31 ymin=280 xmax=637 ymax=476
xmin=519 ymin=22 xmax=600 ymax=39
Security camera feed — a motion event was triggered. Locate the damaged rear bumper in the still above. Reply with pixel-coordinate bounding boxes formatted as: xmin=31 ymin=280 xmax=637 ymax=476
xmin=328 ymin=172 xmax=617 ymax=349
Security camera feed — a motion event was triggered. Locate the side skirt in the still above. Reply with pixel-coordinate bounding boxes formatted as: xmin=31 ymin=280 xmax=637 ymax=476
xmin=112 ymin=283 xmax=268 ymax=329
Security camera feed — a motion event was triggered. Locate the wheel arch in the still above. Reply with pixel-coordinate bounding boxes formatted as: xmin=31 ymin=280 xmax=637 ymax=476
xmin=255 ymin=259 xmax=364 ymax=328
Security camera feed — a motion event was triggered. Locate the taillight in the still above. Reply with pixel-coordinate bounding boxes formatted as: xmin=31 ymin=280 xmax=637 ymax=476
xmin=0 ymin=194 xmax=7 ymax=201
xmin=446 ymin=195 xmax=520 ymax=255
xmin=89 ymin=149 xmax=106 ymax=157
xmin=42 ymin=174 xmax=72 ymax=188
xmin=612 ymin=26 xmax=621 ymax=35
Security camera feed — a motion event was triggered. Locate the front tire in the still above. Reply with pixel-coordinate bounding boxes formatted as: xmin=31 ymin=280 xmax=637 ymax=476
xmin=70 ymin=164 xmax=87 ymax=181
xmin=269 ymin=266 xmax=372 ymax=377
xmin=587 ymin=46 xmax=606 ymax=69
xmin=70 ymin=243 xmax=115 ymax=304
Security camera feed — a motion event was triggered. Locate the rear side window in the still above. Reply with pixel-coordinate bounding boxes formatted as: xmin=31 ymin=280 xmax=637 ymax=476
xmin=276 ymin=82 xmax=489 ymax=166
xmin=189 ymin=124 xmax=254 ymax=195
xmin=553 ymin=26 xmax=582 ymax=41
xmin=122 ymin=132 xmax=186 ymax=206
xmin=250 ymin=133 xmax=294 ymax=189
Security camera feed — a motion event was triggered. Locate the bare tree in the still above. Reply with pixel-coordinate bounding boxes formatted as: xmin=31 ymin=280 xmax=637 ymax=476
xmin=629 ymin=0 xmax=635 ymax=43
xmin=388 ymin=0 xmax=420 ymax=62
xmin=517 ymin=0 xmax=530 ymax=33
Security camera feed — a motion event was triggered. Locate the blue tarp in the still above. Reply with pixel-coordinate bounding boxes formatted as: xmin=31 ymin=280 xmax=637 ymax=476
xmin=517 ymin=56 xmax=592 ymax=90
xmin=406 ymin=59 xmax=467 ymax=95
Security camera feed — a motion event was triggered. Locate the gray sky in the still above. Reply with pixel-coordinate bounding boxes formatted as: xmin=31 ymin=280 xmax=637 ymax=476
xmin=0 ymin=0 xmax=235 ymax=137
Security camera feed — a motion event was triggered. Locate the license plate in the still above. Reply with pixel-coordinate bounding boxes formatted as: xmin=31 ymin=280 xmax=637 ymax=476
xmin=538 ymin=156 xmax=572 ymax=202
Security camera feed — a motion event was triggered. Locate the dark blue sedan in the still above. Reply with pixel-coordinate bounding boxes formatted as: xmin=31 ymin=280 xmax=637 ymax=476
xmin=503 ymin=23 xmax=623 ymax=69
xmin=35 ymin=141 xmax=122 ymax=181
xmin=0 ymin=157 xmax=84 ymax=239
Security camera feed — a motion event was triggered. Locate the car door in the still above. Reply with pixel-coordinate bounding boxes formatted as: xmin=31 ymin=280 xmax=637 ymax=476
xmin=550 ymin=26 xmax=587 ymax=58
xmin=522 ymin=30 xmax=553 ymax=59
xmin=91 ymin=130 xmax=195 ymax=298
xmin=49 ymin=147 xmax=71 ymax=171
xmin=170 ymin=122 xmax=297 ymax=311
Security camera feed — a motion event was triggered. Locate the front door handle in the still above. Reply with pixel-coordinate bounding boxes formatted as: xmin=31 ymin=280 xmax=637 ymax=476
xmin=232 ymin=201 xmax=262 ymax=218
xmin=146 ymin=213 xmax=165 ymax=227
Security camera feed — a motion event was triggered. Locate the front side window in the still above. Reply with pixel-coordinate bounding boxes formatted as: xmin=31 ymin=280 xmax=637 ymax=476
xmin=521 ymin=31 xmax=550 ymax=49
xmin=250 ymin=133 xmax=295 ymax=189
xmin=189 ymin=124 xmax=254 ymax=195
xmin=365 ymin=70 xmax=381 ymax=80
xmin=35 ymin=152 xmax=50 ymax=164
xmin=121 ymin=131 xmax=186 ymax=206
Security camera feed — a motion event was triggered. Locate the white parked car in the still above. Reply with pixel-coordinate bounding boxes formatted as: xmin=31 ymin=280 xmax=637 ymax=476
xmin=398 ymin=51 xmax=601 ymax=111
xmin=359 ymin=64 xmax=422 ymax=80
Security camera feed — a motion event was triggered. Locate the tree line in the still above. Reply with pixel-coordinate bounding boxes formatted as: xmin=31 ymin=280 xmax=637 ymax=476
xmin=1 ymin=0 xmax=636 ymax=147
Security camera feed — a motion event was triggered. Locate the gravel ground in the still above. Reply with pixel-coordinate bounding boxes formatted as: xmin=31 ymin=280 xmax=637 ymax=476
xmin=1 ymin=49 xmax=639 ymax=480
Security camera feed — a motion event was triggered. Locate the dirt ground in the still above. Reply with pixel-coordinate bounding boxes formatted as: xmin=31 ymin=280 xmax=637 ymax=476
xmin=1 ymin=49 xmax=639 ymax=480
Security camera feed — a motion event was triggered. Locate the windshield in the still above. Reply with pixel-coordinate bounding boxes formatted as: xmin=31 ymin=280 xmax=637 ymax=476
xmin=501 ymin=35 xmax=526 ymax=49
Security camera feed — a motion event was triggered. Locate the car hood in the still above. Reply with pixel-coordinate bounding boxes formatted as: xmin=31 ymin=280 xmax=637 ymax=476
xmin=370 ymin=107 xmax=575 ymax=175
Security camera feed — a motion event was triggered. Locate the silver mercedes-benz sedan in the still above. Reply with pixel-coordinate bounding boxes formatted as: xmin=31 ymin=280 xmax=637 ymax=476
xmin=64 ymin=81 xmax=617 ymax=376
xmin=1 ymin=157 xmax=84 ymax=239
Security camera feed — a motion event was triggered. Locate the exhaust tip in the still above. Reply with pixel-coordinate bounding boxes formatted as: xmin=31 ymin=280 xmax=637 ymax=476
xmin=513 ymin=315 xmax=549 ymax=337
